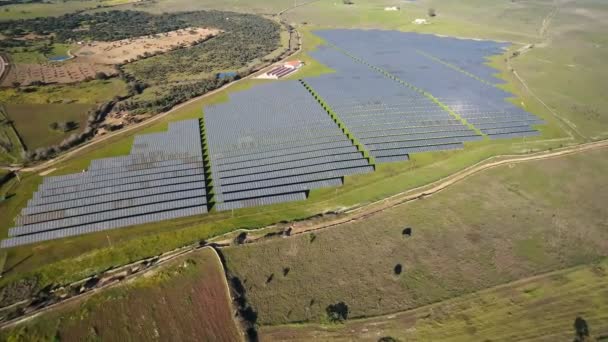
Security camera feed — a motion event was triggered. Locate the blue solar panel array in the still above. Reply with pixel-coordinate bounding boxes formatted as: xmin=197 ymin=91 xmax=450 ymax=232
xmin=304 ymin=46 xmax=482 ymax=163
xmin=203 ymin=81 xmax=374 ymax=210
xmin=2 ymin=120 xmax=207 ymax=248
xmin=313 ymin=29 xmax=543 ymax=139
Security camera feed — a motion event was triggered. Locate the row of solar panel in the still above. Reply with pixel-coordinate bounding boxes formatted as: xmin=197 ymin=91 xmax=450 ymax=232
xmin=17 ymin=189 xmax=207 ymax=226
xmin=219 ymin=152 xmax=365 ymax=178
xmin=42 ymin=157 xmax=203 ymax=184
xmin=219 ymin=166 xmax=373 ymax=194
xmin=214 ymin=192 xmax=308 ymax=211
xmin=37 ymin=163 xmax=204 ymax=194
xmin=1 ymin=206 xmax=208 ymax=248
xmin=24 ymin=178 xmax=206 ymax=216
xmin=216 ymin=178 xmax=344 ymax=202
xmin=29 ymin=174 xmax=206 ymax=206
xmin=216 ymin=159 xmax=370 ymax=186
xmin=210 ymin=134 xmax=350 ymax=157
xmin=11 ymin=197 xmax=207 ymax=237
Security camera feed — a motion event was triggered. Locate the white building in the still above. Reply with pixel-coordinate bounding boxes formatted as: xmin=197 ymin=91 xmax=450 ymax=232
xmin=384 ymin=6 xmax=399 ymax=11
xmin=413 ymin=18 xmax=428 ymax=24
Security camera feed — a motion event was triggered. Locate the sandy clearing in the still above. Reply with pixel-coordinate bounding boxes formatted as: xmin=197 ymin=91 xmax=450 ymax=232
xmin=73 ymin=27 xmax=220 ymax=65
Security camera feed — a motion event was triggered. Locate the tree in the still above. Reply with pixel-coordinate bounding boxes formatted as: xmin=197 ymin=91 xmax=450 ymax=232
xmin=11 ymin=81 xmax=20 ymax=88
xmin=343 ymin=0 xmax=354 ymax=4
xmin=428 ymin=8 xmax=436 ymax=17
xmin=95 ymin=71 xmax=108 ymax=80
xmin=573 ymin=316 xmax=590 ymax=342
xmin=326 ymin=302 xmax=349 ymax=322
xmin=49 ymin=122 xmax=59 ymax=130
xmin=58 ymin=121 xmax=77 ymax=132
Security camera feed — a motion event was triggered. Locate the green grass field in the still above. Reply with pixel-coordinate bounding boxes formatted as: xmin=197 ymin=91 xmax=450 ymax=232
xmin=222 ymin=147 xmax=608 ymax=325
xmin=4 ymin=103 xmax=95 ymax=150
xmin=0 ymin=247 xmax=242 ymax=342
xmin=261 ymin=259 xmax=608 ymax=341
xmin=0 ymin=79 xmax=128 ymax=105
xmin=0 ymin=0 xmax=141 ymax=21
xmin=0 ymin=106 xmax=24 ymax=164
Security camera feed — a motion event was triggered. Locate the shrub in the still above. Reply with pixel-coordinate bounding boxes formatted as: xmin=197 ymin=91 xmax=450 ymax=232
xmin=326 ymin=302 xmax=349 ymax=322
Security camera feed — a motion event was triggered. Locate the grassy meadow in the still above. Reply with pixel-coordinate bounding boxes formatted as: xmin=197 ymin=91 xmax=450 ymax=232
xmin=222 ymin=147 xmax=608 ymax=325
xmin=5 ymin=103 xmax=94 ymax=150
xmin=0 ymin=247 xmax=242 ymax=342
xmin=261 ymin=259 xmax=608 ymax=341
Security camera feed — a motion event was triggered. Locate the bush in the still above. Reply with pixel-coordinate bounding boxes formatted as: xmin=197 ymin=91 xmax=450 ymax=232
xmin=428 ymin=8 xmax=436 ymax=17
xmin=326 ymin=302 xmax=349 ymax=322
xmin=95 ymin=71 xmax=109 ymax=80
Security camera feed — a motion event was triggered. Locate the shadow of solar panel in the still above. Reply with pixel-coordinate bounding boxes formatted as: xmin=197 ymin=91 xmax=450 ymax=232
xmin=3 ymin=119 xmax=207 ymax=248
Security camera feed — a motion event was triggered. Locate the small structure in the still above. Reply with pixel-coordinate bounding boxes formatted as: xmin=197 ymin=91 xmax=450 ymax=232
xmin=258 ymin=60 xmax=303 ymax=79
xmin=413 ymin=18 xmax=428 ymax=24
xmin=216 ymin=71 xmax=238 ymax=80
xmin=384 ymin=6 xmax=400 ymax=11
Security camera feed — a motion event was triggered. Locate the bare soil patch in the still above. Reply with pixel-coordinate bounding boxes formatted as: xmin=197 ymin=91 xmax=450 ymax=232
xmin=73 ymin=27 xmax=220 ymax=65
xmin=1 ymin=63 xmax=116 ymax=86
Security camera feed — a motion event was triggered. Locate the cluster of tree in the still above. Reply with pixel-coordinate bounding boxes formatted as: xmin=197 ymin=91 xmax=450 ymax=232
xmin=48 ymin=121 xmax=77 ymax=132
xmin=0 ymin=0 xmax=43 ymax=7
xmin=116 ymin=76 xmax=234 ymax=114
xmin=0 ymin=10 xmax=278 ymax=45
xmin=123 ymin=11 xmax=280 ymax=84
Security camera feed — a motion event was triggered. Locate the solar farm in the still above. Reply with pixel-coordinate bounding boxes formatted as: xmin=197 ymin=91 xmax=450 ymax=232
xmin=2 ymin=30 xmax=544 ymax=248
xmin=1 ymin=120 xmax=207 ymax=248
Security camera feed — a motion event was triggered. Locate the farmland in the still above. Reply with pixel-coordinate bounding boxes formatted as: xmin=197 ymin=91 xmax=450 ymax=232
xmin=260 ymin=259 xmax=608 ymax=341
xmin=5 ymin=103 xmax=94 ymax=150
xmin=0 ymin=247 xmax=242 ymax=342
xmin=1 ymin=62 xmax=117 ymax=86
xmin=222 ymin=147 xmax=608 ymax=324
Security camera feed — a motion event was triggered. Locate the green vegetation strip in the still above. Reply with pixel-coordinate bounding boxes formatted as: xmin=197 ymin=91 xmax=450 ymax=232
xmin=299 ymin=79 xmax=375 ymax=164
xmin=199 ymin=116 xmax=215 ymax=206
xmin=415 ymin=49 xmax=495 ymax=87
xmin=326 ymin=43 xmax=485 ymax=137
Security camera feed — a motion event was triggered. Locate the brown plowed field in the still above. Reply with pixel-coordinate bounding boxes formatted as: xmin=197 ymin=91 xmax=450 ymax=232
xmin=0 ymin=62 xmax=117 ymax=86
xmin=0 ymin=248 xmax=242 ymax=342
